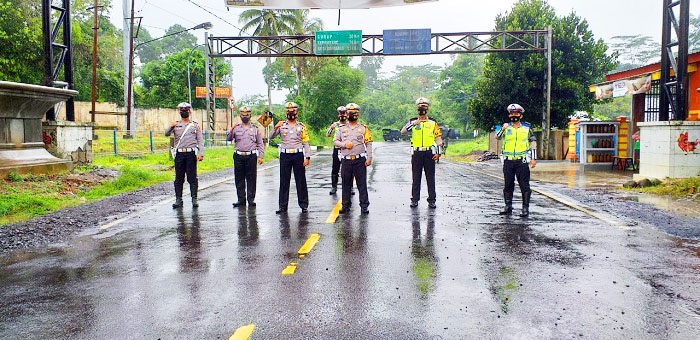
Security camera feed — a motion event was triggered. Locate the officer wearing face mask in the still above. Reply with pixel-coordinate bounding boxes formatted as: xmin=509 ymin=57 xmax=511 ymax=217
xmin=326 ymin=106 xmax=348 ymax=195
xmin=227 ymin=106 xmax=265 ymax=208
xmin=401 ymin=97 xmax=443 ymax=209
xmin=270 ymin=102 xmax=311 ymax=214
xmin=495 ymin=103 xmax=537 ymax=217
xmin=334 ymin=103 xmax=373 ymax=215
xmin=166 ymin=102 xmax=204 ymax=209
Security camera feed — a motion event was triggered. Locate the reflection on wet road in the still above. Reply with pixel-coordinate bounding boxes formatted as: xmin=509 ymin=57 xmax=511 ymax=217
xmin=1 ymin=142 xmax=699 ymax=339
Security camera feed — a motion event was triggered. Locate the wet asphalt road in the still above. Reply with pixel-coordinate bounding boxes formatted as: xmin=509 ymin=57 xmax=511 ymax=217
xmin=1 ymin=142 xmax=699 ymax=339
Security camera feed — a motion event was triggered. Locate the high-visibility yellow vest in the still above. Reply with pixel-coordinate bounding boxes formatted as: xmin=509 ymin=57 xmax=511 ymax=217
xmin=411 ymin=119 xmax=440 ymax=147
xmin=502 ymin=124 xmax=531 ymax=158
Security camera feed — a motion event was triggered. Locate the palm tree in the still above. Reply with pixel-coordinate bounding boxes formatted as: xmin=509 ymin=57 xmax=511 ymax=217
xmin=239 ymin=9 xmax=301 ymax=110
xmin=288 ymin=10 xmax=324 ymax=96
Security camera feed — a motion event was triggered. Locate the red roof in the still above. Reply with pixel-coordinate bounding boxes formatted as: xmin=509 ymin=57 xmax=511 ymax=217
xmin=605 ymin=51 xmax=700 ymax=82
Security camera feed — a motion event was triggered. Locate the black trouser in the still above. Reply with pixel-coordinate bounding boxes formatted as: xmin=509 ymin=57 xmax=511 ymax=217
xmin=341 ymin=157 xmax=369 ymax=209
xmin=234 ymin=153 xmax=257 ymax=203
xmin=279 ymin=153 xmax=309 ymax=210
xmin=411 ymin=150 xmax=436 ymax=203
xmin=503 ymin=159 xmax=531 ymax=202
xmin=331 ymin=147 xmax=341 ymax=189
xmin=174 ymin=151 xmax=198 ymax=199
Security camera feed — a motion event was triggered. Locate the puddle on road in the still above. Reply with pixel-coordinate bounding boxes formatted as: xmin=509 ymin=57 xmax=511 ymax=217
xmin=619 ymin=194 xmax=700 ymax=218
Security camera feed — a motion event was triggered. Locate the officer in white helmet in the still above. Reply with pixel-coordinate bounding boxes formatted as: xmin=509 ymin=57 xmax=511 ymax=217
xmin=227 ymin=106 xmax=265 ymax=208
xmin=401 ymin=97 xmax=443 ymax=209
xmin=166 ymin=102 xmax=204 ymax=208
xmin=326 ymin=106 xmax=348 ymax=195
xmin=496 ymin=103 xmax=537 ymax=217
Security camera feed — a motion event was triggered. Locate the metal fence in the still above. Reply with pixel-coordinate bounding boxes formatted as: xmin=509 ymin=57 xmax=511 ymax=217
xmin=93 ymin=129 xmax=233 ymax=156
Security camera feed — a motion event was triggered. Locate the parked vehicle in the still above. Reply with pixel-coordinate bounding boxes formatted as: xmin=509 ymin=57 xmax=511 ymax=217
xmin=382 ymin=129 xmax=402 ymax=142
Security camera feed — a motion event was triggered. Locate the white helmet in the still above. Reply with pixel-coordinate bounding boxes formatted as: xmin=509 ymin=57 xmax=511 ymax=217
xmin=285 ymin=102 xmax=298 ymax=111
xmin=507 ymin=103 xmax=524 ymax=114
xmin=346 ymin=103 xmax=360 ymax=112
xmin=239 ymin=106 xmax=251 ymax=113
xmin=337 ymin=106 xmax=347 ymax=113
xmin=416 ymin=97 xmax=430 ymax=108
xmin=177 ymin=102 xmax=192 ymax=111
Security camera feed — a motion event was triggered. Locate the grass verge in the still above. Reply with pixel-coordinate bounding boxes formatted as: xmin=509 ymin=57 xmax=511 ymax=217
xmin=444 ymin=137 xmax=489 ymax=162
xmin=1 ymin=146 xmax=279 ymax=226
xmin=627 ymin=177 xmax=700 ymax=202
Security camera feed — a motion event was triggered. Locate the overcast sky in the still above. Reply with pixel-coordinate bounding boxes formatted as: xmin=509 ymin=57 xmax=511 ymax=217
xmin=109 ymin=0 xmax=699 ymax=104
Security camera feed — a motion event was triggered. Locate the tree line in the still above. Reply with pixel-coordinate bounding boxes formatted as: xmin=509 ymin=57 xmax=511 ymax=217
xmin=2 ymin=0 xmax=700 ymax=132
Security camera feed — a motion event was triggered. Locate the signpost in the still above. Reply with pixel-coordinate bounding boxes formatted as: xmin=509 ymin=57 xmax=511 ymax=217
xmin=196 ymin=86 xmax=231 ymax=98
xmin=383 ymin=29 xmax=431 ymax=54
xmin=315 ymin=30 xmax=363 ymax=55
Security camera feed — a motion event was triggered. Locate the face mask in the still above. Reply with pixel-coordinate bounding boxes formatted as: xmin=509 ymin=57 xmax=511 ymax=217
xmin=509 ymin=116 xmax=521 ymax=122
xmin=286 ymin=112 xmax=297 ymax=120
xmin=418 ymin=108 xmax=427 ymax=115
xmin=339 ymin=115 xmax=347 ymax=123
xmin=348 ymin=113 xmax=358 ymax=122
xmin=180 ymin=111 xmax=190 ymax=119
xmin=241 ymin=117 xmax=250 ymax=123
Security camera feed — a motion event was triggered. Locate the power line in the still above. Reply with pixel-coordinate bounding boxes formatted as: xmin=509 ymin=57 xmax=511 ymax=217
xmin=180 ymin=0 xmax=246 ymax=33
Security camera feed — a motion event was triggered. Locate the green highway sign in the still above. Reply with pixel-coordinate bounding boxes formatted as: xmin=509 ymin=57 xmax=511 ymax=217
xmin=315 ymin=30 xmax=363 ymax=55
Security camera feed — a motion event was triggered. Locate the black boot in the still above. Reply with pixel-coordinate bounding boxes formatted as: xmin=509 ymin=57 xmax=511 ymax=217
xmin=499 ymin=192 xmax=513 ymax=215
xmin=190 ymin=183 xmax=199 ymax=208
xmin=172 ymin=198 xmax=183 ymax=208
xmin=519 ymin=192 xmax=531 ymax=217
xmin=330 ymin=176 xmax=338 ymax=195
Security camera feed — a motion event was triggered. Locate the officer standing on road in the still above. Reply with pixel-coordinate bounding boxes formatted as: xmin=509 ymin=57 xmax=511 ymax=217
xmin=166 ymin=102 xmax=204 ymax=209
xmin=227 ymin=106 xmax=265 ymax=208
xmin=496 ymin=103 xmax=537 ymax=217
xmin=334 ymin=103 xmax=373 ymax=215
xmin=270 ymin=102 xmax=311 ymax=214
xmin=326 ymin=106 xmax=348 ymax=195
xmin=401 ymin=98 xmax=443 ymax=209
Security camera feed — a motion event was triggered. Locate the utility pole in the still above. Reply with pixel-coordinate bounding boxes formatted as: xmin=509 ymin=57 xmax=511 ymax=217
xmin=125 ymin=0 xmax=135 ymax=137
xmin=90 ymin=0 xmax=100 ymax=124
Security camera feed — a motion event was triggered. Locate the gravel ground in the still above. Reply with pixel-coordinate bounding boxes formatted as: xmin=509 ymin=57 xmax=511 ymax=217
xmin=2 ymin=159 xmax=698 ymax=255
xmin=0 ymin=167 xmax=234 ymax=254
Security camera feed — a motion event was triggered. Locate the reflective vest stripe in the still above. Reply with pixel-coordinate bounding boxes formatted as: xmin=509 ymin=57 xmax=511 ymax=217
xmin=502 ymin=125 xmax=530 ymax=157
xmin=411 ymin=120 xmax=437 ymax=147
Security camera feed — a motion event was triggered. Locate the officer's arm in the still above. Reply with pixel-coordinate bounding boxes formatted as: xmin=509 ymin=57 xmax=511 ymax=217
xmin=434 ymin=124 xmax=444 ymax=146
xmin=325 ymin=123 xmax=336 ymax=137
xmin=495 ymin=125 xmax=507 ymax=140
xmin=226 ymin=127 xmax=235 ymax=142
xmin=301 ymin=126 xmax=311 ymax=157
xmin=400 ymin=120 xmax=413 ymax=135
xmin=333 ymin=127 xmax=344 ymax=148
xmin=196 ymin=125 xmax=204 ymax=156
xmin=270 ymin=126 xmax=280 ymax=140
xmin=165 ymin=126 xmax=174 ymax=137
xmin=256 ymin=129 xmax=265 ymax=159
xmin=527 ymin=129 xmax=537 ymax=161
xmin=364 ymin=127 xmax=374 ymax=160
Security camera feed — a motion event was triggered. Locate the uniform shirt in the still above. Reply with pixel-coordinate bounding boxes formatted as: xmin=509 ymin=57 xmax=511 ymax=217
xmin=227 ymin=123 xmax=265 ymax=158
xmin=326 ymin=121 xmax=344 ymax=149
xmin=495 ymin=121 xmax=537 ymax=160
xmin=270 ymin=121 xmax=311 ymax=156
xmin=165 ymin=121 xmax=204 ymax=156
xmin=401 ymin=117 xmax=443 ymax=148
xmin=333 ymin=122 xmax=373 ymax=160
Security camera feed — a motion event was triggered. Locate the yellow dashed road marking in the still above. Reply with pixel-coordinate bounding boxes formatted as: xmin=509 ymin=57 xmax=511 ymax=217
xmin=281 ymin=233 xmax=321 ymax=275
xmin=229 ymin=324 xmax=256 ymax=340
xmin=325 ymin=199 xmax=342 ymax=224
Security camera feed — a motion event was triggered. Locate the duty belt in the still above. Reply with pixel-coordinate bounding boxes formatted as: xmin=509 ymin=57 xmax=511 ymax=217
xmin=235 ymin=150 xmax=258 ymax=156
xmin=280 ymin=148 xmax=304 ymax=154
xmin=177 ymin=147 xmax=197 ymax=153
xmin=504 ymin=156 xmax=524 ymax=161
xmin=343 ymin=153 xmax=367 ymax=160
xmin=414 ymin=147 xmax=431 ymax=151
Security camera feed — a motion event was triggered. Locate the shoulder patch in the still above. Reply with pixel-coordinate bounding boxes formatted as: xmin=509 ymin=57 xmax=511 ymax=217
xmin=521 ymin=121 xmax=531 ymax=128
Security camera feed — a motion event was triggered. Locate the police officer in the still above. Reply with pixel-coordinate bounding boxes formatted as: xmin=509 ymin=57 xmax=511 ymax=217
xmin=496 ymin=103 xmax=537 ymax=217
xmin=166 ymin=102 xmax=204 ymax=208
xmin=326 ymin=106 xmax=347 ymax=195
xmin=227 ymin=106 xmax=265 ymax=208
xmin=270 ymin=102 xmax=310 ymax=214
xmin=401 ymin=98 xmax=443 ymax=209
xmin=334 ymin=103 xmax=373 ymax=214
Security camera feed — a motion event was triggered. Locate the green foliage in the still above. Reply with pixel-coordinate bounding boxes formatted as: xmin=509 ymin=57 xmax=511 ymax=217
xmin=0 ymin=1 xmax=44 ymax=83
xmin=8 ymin=172 xmax=23 ymax=182
xmin=633 ymin=177 xmax=700 ymax=200
xmin=137 ymin=48 xmax=229 ymax=109
xmin=360 ymin=65 xmax=442 ymax=129
xmin=607 ymin=35 xmax=658 ymax=70
xmin=136 ymin=25 xmax=198 ymax=64
xmin=593 ymin=96 xmax=631 ymax=120
xmin=445 ymin=137 xmax=488 ymax=157
xmin=358 ymin=56 xmax=385 ymax=90
xmin=296 ymin=60 xmax=365 ymax=130
xmin=434 ymin=54 xmax=483 ymax=131
xmin=469 ymin=0 xmax=616 ymax=131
